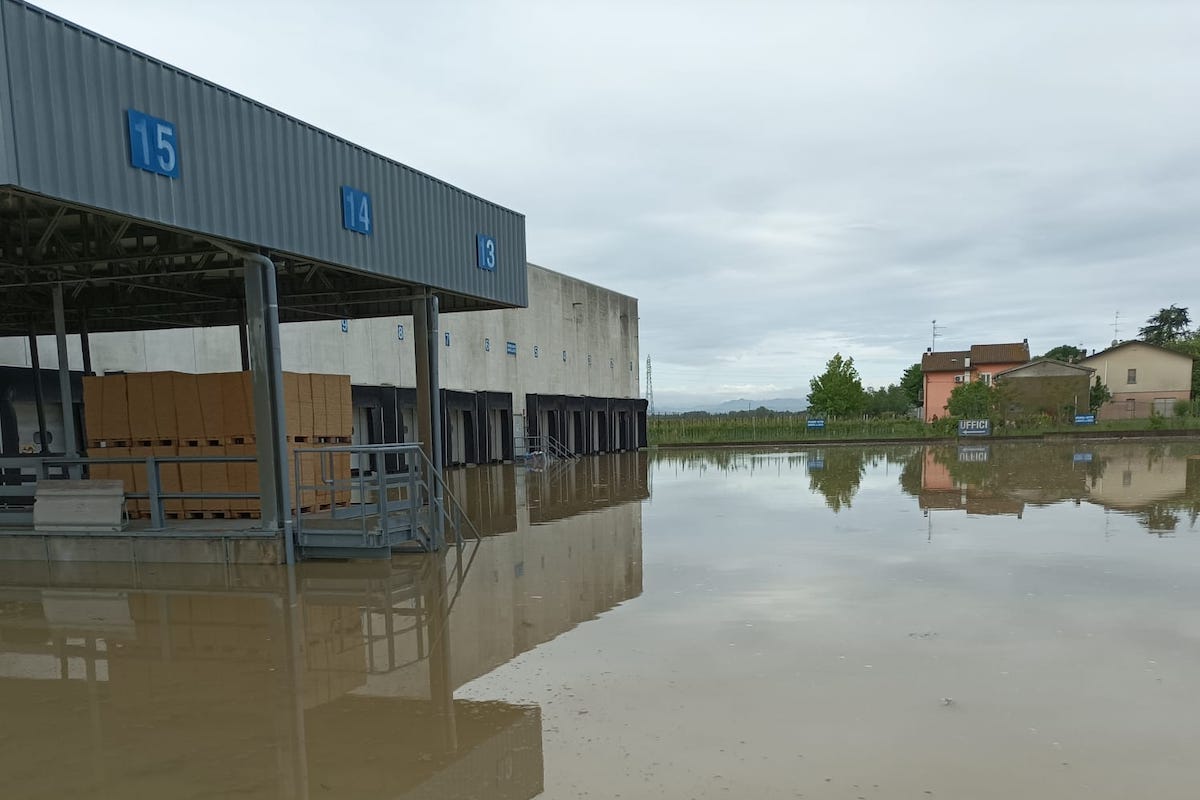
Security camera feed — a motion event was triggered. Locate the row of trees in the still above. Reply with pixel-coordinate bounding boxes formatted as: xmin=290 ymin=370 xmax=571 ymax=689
xmin=806 ymin=354 xmax=922 ymax=417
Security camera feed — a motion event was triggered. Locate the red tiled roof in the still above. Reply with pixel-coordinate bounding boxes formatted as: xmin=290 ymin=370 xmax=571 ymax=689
xmin=921 ymin=341 xmax=1030 ymax=372
xmin=921 ymin=350 xmax=970 ymax=372
xmin=969 ymin=342 xmax=1030 ymax=364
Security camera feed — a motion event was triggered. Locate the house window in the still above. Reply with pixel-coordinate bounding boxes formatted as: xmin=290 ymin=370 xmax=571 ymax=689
xmin=980 ymin=373 xmax=992 ymax=386
xmin=1127 ymin=368 xmax=1136 ymax=384
xmin=1125 ymin=398 xmax=1136 ymax=418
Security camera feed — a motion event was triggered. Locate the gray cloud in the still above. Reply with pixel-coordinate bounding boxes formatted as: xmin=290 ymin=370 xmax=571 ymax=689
xmin=42 ymin=0 xmax=1200 ymax=401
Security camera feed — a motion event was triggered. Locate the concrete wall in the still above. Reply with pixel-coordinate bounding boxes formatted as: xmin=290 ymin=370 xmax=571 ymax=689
xmin=0 ymin=263 xmax=640 ymax=405
xmin=999 ymin=374 xmax=1091 ymax=421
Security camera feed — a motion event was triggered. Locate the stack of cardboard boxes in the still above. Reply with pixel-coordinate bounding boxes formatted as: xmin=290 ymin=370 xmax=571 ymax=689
xmin=83 ymin=371 xmax=352 ymax=518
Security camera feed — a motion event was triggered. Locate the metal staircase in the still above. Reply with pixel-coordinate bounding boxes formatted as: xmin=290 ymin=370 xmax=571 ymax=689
xmin=293 ymin=443 xmax=481 ymax=560
xmin=514 ymin=434 xmax=579 ymax=465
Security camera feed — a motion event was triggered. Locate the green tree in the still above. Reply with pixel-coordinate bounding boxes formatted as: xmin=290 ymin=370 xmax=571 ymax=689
xmin=1162 ymin=331 xmax=1200 ymax=398
xmin=900 ymin=363 xmax=922 ymax=407
xmin=1139 ymin=305 xmax=1192 ymax=345
xmin=865 ymin=384 xmax=912 ymax=416
xmin=946 ymin=380 xmax=997 ymax=419
xmin=807 ymin=354 xmax=867 ymax=417
xmin=1040 ymin=344 xmax=1086 ymax=363
xmin=1089 ymin=376 xmax=1112 ymax=413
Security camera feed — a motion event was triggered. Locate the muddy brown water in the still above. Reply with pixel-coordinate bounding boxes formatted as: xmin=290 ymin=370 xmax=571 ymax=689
xmin=1 ymin=442 xmax=1198 ymax=799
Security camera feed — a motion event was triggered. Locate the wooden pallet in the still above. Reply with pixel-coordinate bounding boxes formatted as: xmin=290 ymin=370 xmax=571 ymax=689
xmin=184 ymin=510 xmax=234 ymax=520
xmin=178 ymin=439 xmax=223 ymax=448
xmin=88 ymin=439 xmax=130 ymax=449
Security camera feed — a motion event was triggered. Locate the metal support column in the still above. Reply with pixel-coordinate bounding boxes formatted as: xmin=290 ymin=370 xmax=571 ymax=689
xmin=27 ymin=323 xmax=48 ymax=454
xmin=79 ymin=308 xmax=93 ymax=375
xmin=243 ymin=254 xmax=294 ymax=564
xmin=52 ymin=285 xmax=79 ymax=477
xmin=413 ymin=294 xmax=445 ymax=550
xmin=237 ymin=305 xmax=251 ymax=372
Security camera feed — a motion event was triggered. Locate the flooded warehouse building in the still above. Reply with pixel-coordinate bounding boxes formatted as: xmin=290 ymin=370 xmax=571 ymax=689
xmin=0 ymin=0 xmax=645 ymax=564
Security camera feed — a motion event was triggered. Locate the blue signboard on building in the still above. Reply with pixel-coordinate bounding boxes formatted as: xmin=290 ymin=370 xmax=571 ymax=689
xmin=1074 ymin=414 xmax=1096 ymax=425
xmin=477 ymin=234 xmax=497 ymax=271
xmin=958 ymin=419 xmax=991 ymax=437
xmin=506 ymin=341 xmax=517 ymax=356
xmin=126 ymin=109 xmax=179 ymax=178
xmin=1073 ymin=452 xmax=1094 ymax=463
xmin=341 ymin=186 xmax=372 ymax=235
xmin=806 ymin=418 xmax=825 ymax=429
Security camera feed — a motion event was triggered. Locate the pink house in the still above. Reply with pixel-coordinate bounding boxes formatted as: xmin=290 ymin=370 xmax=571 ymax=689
xmin=921 ymin=340 xmax=1030 ymax=423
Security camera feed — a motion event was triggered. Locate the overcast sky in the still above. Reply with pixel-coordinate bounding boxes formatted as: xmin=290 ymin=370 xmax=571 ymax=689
xmin=40 ymin=0 xmax=1200 ymax=408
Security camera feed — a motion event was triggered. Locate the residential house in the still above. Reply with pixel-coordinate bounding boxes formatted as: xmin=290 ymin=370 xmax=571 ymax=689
xmin=920 ymin=340 xmax=1030 ymax=423
xmin=994 ymin=359 xmax=1094 ymax=422
xmin=1079 ymin=341 xmax=1194 ymax=420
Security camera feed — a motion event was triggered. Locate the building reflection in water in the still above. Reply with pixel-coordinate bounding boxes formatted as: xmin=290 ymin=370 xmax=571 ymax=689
xmin=0 ymin=452 xmax=648 ymax=799
xmin=908 ymin=441 xmax=1200 ymax=535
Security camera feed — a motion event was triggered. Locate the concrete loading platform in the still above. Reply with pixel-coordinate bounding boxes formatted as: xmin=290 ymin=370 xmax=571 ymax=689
xmin=0 ymin=0 xmax=527 ymax=562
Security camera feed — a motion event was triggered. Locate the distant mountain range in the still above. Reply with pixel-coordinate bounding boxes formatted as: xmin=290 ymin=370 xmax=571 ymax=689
xmin=656 ymin=397 xmax=809 ymax=414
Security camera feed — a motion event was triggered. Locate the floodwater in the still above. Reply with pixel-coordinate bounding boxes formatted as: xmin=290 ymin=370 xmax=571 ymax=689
xmin=2 ymin=441 xmax=1199 ymax=799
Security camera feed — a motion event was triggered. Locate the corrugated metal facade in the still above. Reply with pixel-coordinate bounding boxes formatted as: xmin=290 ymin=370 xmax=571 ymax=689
xmin=0 ymin=0 xmax=527 ymax=308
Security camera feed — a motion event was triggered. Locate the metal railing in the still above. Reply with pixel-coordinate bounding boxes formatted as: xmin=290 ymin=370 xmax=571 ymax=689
xmin=0 ymin=453 xmax=259 ymax=530
xmin=292 ymin=443 xmax=481 ymax=554
xmin=515 ymin=434 xmax=578 ymax=462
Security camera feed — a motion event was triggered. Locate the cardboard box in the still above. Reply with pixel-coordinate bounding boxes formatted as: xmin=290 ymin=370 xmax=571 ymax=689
xmin=126 ymin=373 xmax=157 ymax=440
xmin=152 ymin=372 xmax=179 ymax=440
xmin=298 ymin=402 xmax=315 ymax=438
xmin=82 ymin=375 xmax=104 ymax=441
xmin=173 ymin=373 xmax=205 ymax=440
xmin=246 ymin=446 xmax=263 ymax=516
xmin=152 ymin=445 xmax=182 ymax=514
xmin=101 ymin=374 xmax=130 ymax=441
xmin=177 ymin=447 xmax=204 ymax=512
xmin=200 ymin=445 xmax=229 ymax=514
xmin=103 ymin=446 xmax=136 ymax=517
xmin=240 ymin=372 xmax=257 ymax=437
xmin=197 ymin=374 xmax=224 ymax=441
xmin=220 ymin=372 xmax=251 ymax=437
xmin=283 ymin=372 xmax=301 ymax=439
xmin=310 ymin=374 xmax=327 ymax=437
xmin=129 ymin=446 xmax=154 ymax=516
xmin=338 ymin=377 xmax=352 ymax=437
xmin=335 ymin=451 xmax=351 ymax=505
xmin=225 ymin=443 xmax=256 ymax=513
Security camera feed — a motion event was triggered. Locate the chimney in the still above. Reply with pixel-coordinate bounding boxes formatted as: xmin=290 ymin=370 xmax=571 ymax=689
xmin=1022 ymin=338 xmax=1028 ymax=344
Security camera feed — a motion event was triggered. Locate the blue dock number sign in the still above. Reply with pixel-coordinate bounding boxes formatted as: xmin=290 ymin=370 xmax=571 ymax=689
xmin=477 ymin=234 xmax=497 ymax=271
xmin=126 ymin=109 xmax=179 ymax=178
xmin=341 ymin=186 xmax=373 ymax=235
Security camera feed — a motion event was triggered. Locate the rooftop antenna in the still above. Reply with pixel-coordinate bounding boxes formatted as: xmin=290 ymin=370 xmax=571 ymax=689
xmin=1112 ymin=310 xmax=1120 ymax=344
xmin=931 ymin=319 xmax=943 ymax=352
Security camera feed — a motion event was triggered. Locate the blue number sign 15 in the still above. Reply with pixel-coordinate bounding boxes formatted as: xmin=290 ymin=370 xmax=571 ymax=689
xmin=127 ymin=109 xmax=179 ymax=178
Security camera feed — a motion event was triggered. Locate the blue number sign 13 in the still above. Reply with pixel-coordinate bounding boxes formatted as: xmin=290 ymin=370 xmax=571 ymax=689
xmin=476 ymin=234 xmax=496 ymax=271
xmin=341 ymin=186 xmax=373 ymax=235
xmin=126 ymin=109 xmax=179 ymax=178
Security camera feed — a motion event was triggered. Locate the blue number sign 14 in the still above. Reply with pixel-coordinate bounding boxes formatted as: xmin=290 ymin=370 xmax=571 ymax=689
xmin=341 ymin=186 xmax=372 ymax=235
